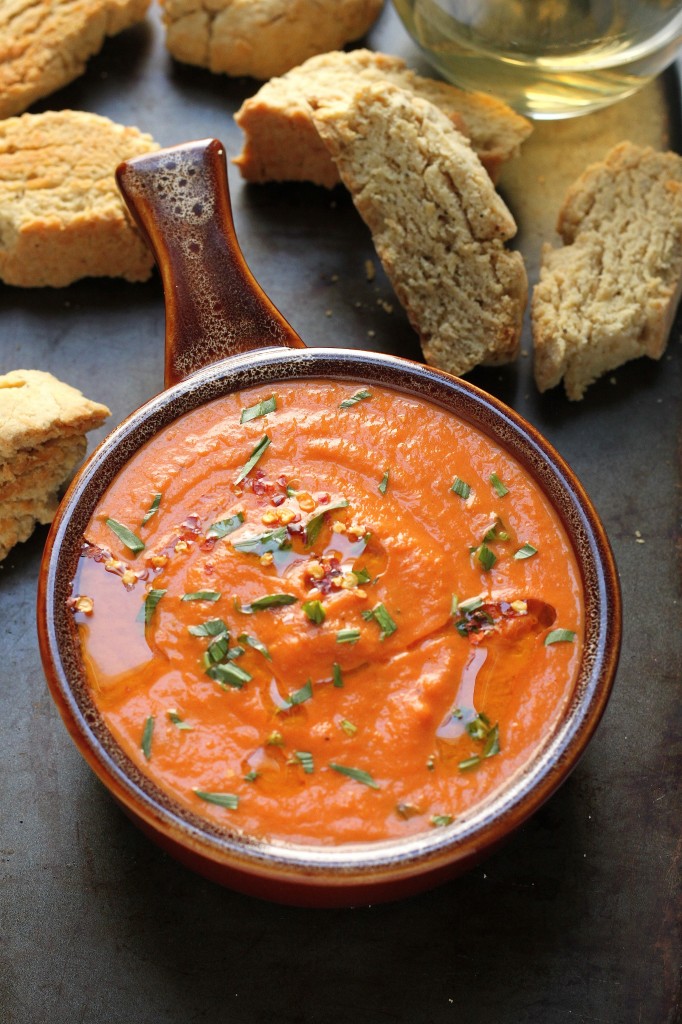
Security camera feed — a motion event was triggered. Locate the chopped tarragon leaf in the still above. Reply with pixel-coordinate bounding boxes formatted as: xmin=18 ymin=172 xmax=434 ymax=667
xmin=458 ymin=595 xmax=484 ymax=614
xmin=167 ymin=710 xmax=192 ymax=731
xmin=188 ymin=618 xmax=229 ymax=637
xmin=207 ymin=512 xmax=244 ymax=539
xmin=332 ymin=662 xmax=344 ymax=687
xmin=141 ymin=493 xmax=162 ymax=525
xmin=234 ymin=434 xmax=270 ymax=484
xmin=451 ymin=594 xmax=459 ymax=616
xmin=194 ymin=790 xmax=239 ymax=810
xmin=459 ymin=719 xmax=500 ymax=771
xmin=240 ymin=593 xmax=297 ymax=613
xmin=353 ymin=567 xmax=371 ymax=585
xmin=451 ymin=477 xmax=471 ymax=500
xmin=339 ymin=389 xmax=372 ymax=409
xmin=105 ymin=518 xmax=145 ymax=554
xmin=466 ymin=714 xmax=491 ymax=741
xmin=490 ymin=472 xmax=509 ymax=497
xmin=366 ymin=602 xmax=397 ymax=640
xmin=378 ymin=470 xmax=390 ymax=495
xmin=238 ymin=633 xmax=272 ymax=659
xmin=206 ymin=635 xmax=230 ymax=664
xmin=514 ymin=543 xmax=538 ymax=560
xmin=303 ymin=599 xmax=326 ymax=624
xmin=336 ymin=628 xmax=361 ymax=644
xmin=545 ymin=628 xmax=576 ymax=645
xmin=292 ymin=750 xmax=314 ymax=774
xmin=233 ymin=526 xmax=289 ymax=555
xmin=243 ymin=770 xmax=260 ymax=782
xmin=482 ymin=724 xmax=500 ymax=758
xmin=305 ymin=498 xmax=349 ymax=547
xmin=483 ymin=517 xmax=510 ymax=543
xmin=477 ymin=544 xmax=497 ymax=572
xmin=206 ymin=662 xmax=252 ymax=688
xmin=144 ymin=588 xmax=166 ymax=625
xmin=329 ymin=763 xmax=379 ymax=789
xmin=182 ymin=590 xmax=221 ymax=602
xmin=458 ymin=755 xmax=482 ymax=771
xmin=141 ymin=716 xmax=154 ymax=760
xmin=340 ymin=718 xmax=358 ymax=736
xmin=431 ymin=814 xmax=454 ymax=828
xmin=240 ymin=395 xmax=276 ymax=423
xmin=287 ymin=679 xmax=313 ymax=706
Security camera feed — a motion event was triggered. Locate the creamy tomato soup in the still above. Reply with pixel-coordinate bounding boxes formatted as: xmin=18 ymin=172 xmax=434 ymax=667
xmin=72 ymin=380 xmax=583 ymax=845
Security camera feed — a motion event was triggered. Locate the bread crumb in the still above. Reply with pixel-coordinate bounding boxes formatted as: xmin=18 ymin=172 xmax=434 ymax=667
xmin=364 ymin=259 xmax=376 ymax=282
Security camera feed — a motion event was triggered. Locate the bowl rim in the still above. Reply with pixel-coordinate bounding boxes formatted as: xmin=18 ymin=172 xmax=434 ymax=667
xmin=38 ymin=346 xmax=622 ymax=888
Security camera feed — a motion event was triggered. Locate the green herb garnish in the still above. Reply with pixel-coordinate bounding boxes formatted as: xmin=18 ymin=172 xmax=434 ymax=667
xmin=141 ymin=715 xmax=154 ymax=760
xmin=193 ymin=790 xmax=239 ymax=810
xmin=238 ymin=633 xmax=272 ymax=660
xmin=477 ymin=544 xmax=497 ymax=572
xmin=240 ymin=396 xmax=276 ymax=423
xmin=207 ymin=512 xmax=244 ymax=539
xmin=483 ymin=517 xmax=510 ymax=543
xmin=240 ymin=593 xmax=297 ymax=613
xmin=365 ymin=602 xmax=397 ymax=640
xmin=234 ymin=434 xmax=270 ymax=484
xmin=243 ymin=770 xmax=260 ymax=782
xmin=141 ymin=493 xmax=162 ymax=525
xmin=303 ymin=599 xmax=326 ymax=624
xmin=339 ymin=719 xmax=357 ymax=736
xmin=287 ymin=680 xmax=313 ymax=706
xmin=336 ymin=628 xmax=361 ymax=644
xmin=188 ymin=618 xmax=229 ymax=637
xmin=458 ymin=718 xmax=500 ymax=771
xmin=332 ymin=662 xmax=344 ymax=687
xmin=206 ymin=634 xmax=230 ymax=664
xmin=182 ymin=590 xmax=221 ymax=602
xmin=431 ymin=814 xmax=453 ymax=827
xmin=458 ymin=755 xmax=482 ymax=771
xmin=144 ymin=588 xmax=166 ymax=625
xmin=490 ymin=473 xmax=509 ymax=497
xmin=292 ymin=751 xmax=314 ymax=774
xmin=329 ymin=763 xmax=379 ymax=789
xmin=451 ymin=477 xmax=471 ymax=500
xmin=339 ymin=389 xmax=372 ymax=409
xmin=514 ymin=543 xmax=538 ymax=560
xmin=545 ymin=628 xmax=576 ymax=645
xmin=206 ymin=662 xmax=252 ymax=688
xmin=458 ymin=596 xmax=484 ymax=613
xmin=378 ymin=470 xmax=390 ymax=495
xmin=305 ymin=498 xmax=349 ymax=547
xmin=353 ymin=567 xmax=371 ymax=585
xmin=167 ymin=710 xmax=192 ymax=731
xmin=106 ymin=518 xmax=145 ymax=554
xmin=233 ymin=526 xmax=289 ymax=555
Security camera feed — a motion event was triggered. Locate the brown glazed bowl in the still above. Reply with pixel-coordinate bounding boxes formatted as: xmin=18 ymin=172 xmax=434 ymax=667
xmin=37 ymin=140 xmax=621 ymax=907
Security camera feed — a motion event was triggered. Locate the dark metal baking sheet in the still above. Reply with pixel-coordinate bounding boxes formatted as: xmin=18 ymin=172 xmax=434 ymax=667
xmin=1 ymin=5 xmax=680 ymax=1023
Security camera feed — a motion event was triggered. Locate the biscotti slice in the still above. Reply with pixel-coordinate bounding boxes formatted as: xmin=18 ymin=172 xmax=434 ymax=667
xmin=0 ymin=370 xmax=110 ymax=559
xmin=160 ymin=0 xmax=384 ymax=81
xmin=532 ymin=142 xmax=682 ymax=400
xmin=310 ymin=83 xmax=527 ymax=377
xmin=0 ymin=110 xmax=159 ymax=287
xmin=0 ymin=0 xmax=150 ymax=119
xmin=234 ymin=49 xmax=532 ymax=186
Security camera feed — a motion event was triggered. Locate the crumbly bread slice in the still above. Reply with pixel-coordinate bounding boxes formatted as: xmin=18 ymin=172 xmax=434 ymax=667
xmin=0 ymin=0 xmax=150 ymax=119
xmin=0 ymin=369 xmax=109 ymax=560
xmin=234 ymin=49 xmax=532 ymax=186
xmin=532 ymin=142 xmax=682 ymax=400
xmin=0 ymin=369 xmax=110 ymax=458
xmin=310 ymin=83 xmax=527 ymax=377
xmin=160 ymin=0 xmax=384 ymax=81
xmin=0 ymin=110 xmax=159 ymax=287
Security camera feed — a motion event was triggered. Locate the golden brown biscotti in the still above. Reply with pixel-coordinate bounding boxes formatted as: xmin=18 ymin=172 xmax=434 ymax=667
xmin=160 ymin=0 xmax=384 ymax=81
xmin=0 ymin=0 xmax=150 ymax=119
xmin=0 ymin=369 xmax=110 ymax=560
xmin=311 ymin=83 xmax=527 ymax=377
xmin=0 ymin=110 xmax=159 ymax=287
xmin=234 ymin=49 xmax=532 ymax=186
xmin=532 ymin=142 xmax=682 ymax=400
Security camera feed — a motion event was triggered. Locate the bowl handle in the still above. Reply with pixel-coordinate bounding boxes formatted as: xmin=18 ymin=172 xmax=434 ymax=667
xmin=116 ymin=138 xmax=305 ymax=387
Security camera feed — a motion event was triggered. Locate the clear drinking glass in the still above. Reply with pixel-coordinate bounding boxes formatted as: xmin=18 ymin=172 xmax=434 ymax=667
xmin=393 ymin=0 xmax=682 ymax=118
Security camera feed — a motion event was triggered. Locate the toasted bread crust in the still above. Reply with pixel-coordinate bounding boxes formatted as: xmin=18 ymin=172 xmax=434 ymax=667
xmin=532 ymin=142 xmax=682 ymax=399
xmin=311 ymin=83 xmax=527 ymax=378
xmin=234 ymin=50 xmax=532 ymax=186
xmin=0 ymin=110 xmax=159 ymax=287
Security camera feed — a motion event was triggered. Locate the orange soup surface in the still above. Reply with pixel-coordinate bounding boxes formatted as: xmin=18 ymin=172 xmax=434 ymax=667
xmin=74 ymin=380 xmax=583 ymax=845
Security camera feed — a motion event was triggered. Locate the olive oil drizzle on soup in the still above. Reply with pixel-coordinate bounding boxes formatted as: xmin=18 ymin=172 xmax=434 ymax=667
xmin=73 ymin=381 xmax=583 ymax=845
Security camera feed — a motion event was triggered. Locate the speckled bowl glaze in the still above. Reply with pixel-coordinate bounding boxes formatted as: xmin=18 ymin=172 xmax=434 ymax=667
xmin=37 ymin=140 xmax=621 ymax=907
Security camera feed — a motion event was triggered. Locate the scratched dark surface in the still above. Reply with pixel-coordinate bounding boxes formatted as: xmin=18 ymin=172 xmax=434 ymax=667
xmin=1 ymin=5 xmax=680 ymax=1024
